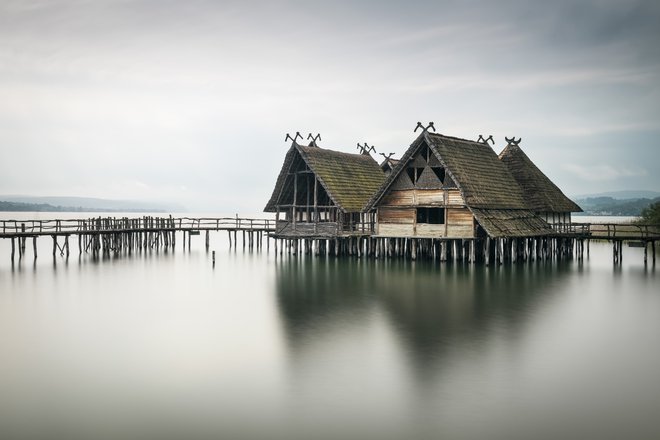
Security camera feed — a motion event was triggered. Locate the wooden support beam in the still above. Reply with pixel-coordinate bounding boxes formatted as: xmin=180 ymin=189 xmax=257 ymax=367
xmin=293 ymin=173 xmax=298 ymax=230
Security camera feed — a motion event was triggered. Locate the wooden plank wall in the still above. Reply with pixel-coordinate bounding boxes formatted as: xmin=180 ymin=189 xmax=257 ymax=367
xmin=382 ymin=189 xmax=464 ymax=207
xmin=376 ymin=205 xmax=474 ymax=238
xmin=446 ymin=208 xmax=473 ymax=237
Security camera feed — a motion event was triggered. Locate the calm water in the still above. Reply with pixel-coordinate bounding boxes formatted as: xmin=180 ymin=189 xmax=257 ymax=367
xmin=0 ymin=213 xmax=658 ymax=439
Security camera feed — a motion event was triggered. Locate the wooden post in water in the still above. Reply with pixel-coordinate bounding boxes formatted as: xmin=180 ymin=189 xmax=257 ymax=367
xmin=33 ymin=237 xmax=37 ymax=259
xmin=21 ymin=223 xmax=26 ymax=253
xmin=11 ymin=237 xmax=15 ymax=261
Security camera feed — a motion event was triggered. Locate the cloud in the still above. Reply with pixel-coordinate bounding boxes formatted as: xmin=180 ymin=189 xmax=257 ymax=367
xmin=561 ymin=164 xmax=648 ymax=181
xmin=0 ymin=0 xmax=659 ymax=209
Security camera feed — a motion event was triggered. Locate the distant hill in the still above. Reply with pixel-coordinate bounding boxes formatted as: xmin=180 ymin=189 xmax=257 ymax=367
xmin=574 ymin=196 xmax=660 ymax=216
xmin=0 ymin=196 xmax=186 ymax=213
xmin=572 ymin=190 xmax=660 ymax=200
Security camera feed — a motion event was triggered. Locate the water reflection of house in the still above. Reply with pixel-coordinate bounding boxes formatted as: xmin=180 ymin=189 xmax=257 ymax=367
xmin=264 ymin=139 xmax=385 ymax=238
xmin=274 ymin=257 xmax=571 ymax=378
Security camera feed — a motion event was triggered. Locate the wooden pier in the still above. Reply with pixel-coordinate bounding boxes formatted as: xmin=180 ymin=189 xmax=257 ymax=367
xmin=1 ymin=216 xmax=275 ymax=261
xmin=1 ymin=217 xmax=657 ymax=266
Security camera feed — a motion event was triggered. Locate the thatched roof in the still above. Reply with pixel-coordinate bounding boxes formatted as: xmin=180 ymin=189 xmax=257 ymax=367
xmin=499 ymin=143 xmax=582 ymax=213
xmin=366 ymin=132 xmax=529 ymax=210
xmin=471 ymin=208 xmax=553 ymax=238
xmin=264 ymin=142 xmax=385 ymax=213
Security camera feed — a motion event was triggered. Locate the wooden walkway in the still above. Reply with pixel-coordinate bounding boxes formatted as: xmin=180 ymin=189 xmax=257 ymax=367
xmin=1 ymin=216 xmax=275 ymax=260
xmin=558 ymin=222 xmax=660 ymax=240
xmin=1 ymin=217 xmax=658 ymax=265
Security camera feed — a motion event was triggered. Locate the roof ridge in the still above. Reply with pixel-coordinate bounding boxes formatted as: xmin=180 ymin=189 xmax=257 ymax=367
xmin=298 ymin=144 xmax=377 ymax=160
xmin=427 ymin=132 xmax=481 ymax=144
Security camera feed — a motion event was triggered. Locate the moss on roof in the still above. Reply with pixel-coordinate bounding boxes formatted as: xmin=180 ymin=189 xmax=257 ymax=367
xmin=499 ymin=143 xmax=582 ymax=213
xmin=470 ymin=208 xmax=554 ymax=238
xmin=265 ymin=143 xmax=385 ymax=213
xmin=427 ymin=133 xmax=529 ymax=209
xmin=366 ymin=132 xmax=529 ymax=211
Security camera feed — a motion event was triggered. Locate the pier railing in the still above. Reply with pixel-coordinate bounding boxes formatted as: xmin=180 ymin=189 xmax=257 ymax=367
xmin=0 ymin=216 xmax=275 ymax=236
xmin=553 ymin=222 xmax=660 ymax=240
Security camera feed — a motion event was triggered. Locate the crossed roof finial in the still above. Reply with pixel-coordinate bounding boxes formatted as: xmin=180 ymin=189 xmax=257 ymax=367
xmin=285 ymin=132 xmax=303 ymax=143
xmin=379 ymin=152 xmax=395 ymax=161
xmin=414 ymin=121 xmax=436 ymax=133
xmin=478 ymin=134 xmax=494 ymax=145
xmin=307 ymin=133 xmax=322 ymax=147
xmin=357 ymin=142 xmax=376 ymax=155
xmin=505 ymin=136 xmax=522 ymax=146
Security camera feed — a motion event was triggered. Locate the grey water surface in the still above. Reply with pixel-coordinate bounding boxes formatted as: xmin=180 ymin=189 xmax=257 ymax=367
xmin=0 ymin=214 xmax=658 ymax=439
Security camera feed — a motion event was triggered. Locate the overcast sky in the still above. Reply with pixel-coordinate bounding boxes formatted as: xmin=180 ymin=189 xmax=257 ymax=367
xmin=1 ymin=0 xmax=658 ymax=212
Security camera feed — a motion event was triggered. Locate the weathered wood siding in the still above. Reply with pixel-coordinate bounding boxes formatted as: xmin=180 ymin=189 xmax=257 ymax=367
xmin=446 ymin=208 xmax=474 ymax=238
xmin=382 ymin=191 xmax=415 ymax=206
xmin=275 ymin=221 xmax=340 ymax=237
xmin=378 ymin=207 xmax=415 ymax=224
xmin=380 ymin=189 xmax=465 ymax=207
xmin=376 ymin=206 xmax=474 ymax=238
xmin=447 ymin=207 xmax=472 ymax=223
xmin=416 ymin=190 xmax=444 ymax=206
xmin=377 ymin=223 xmax=415 ymax=236
xmin=416 ymin=224 xmax=445 ymax=236
xmin=446 ymin=190 xmax=464 ymax=206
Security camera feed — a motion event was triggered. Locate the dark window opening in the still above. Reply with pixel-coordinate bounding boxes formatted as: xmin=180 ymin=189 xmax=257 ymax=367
xmin=431 ymin=167 xmax=445 ymax=183
xmin=416 ymin=207 xmax=445 ymax=224
xmin=407 ymin=167 xmax=426 ymax=185
xmin=406 ymin=167 xmax=415 ymax=183
xmin=420 ymin=145 xmax=430 ymax=163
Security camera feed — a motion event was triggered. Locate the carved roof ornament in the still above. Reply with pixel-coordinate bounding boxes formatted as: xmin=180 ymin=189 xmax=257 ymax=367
xmin=505 ymin=136 xmax=522 ymax=147
xmin=379 ymin=152 xmax=395 ymax=161
xmin=478 ymin=135 xmax=494 ymax=145
xmin=357 ymin=142 xmax=376 ymax=155
xmin=307 ymin=133 xmax=322 ymax=147
xmin=414 ymin=121 xmax=436 ymax=133
xmin=285 ymin=132 xmax=303 ymax=143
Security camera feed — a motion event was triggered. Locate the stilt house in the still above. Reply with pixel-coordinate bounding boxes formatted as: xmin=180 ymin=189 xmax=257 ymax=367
xmin=264 ymin=140 xmax=385 ymax=238
xmin=498 ymin=140 xmax=582 ymax=230
xmin=364 ymin=132 xmax=553 ymax=239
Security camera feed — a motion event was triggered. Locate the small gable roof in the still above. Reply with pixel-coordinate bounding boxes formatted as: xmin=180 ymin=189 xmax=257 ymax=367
xmin=264 ymin=143 xmax=385 ymax=213
xmin=498 ymin=143 xmax=582 ymax=213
